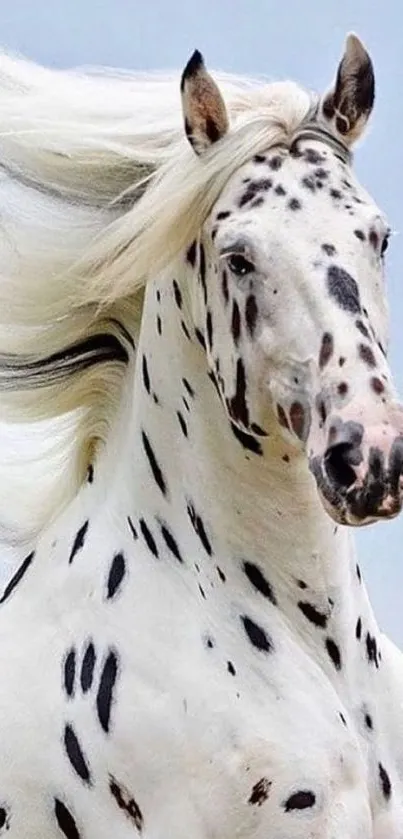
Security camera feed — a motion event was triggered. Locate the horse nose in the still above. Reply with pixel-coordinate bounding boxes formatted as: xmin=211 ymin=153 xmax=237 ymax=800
xmin=319 ymin=417 xmax=403 ymax=523
xmin=323 ymin=420 xmax=365 ymax=491
xmin=324 ymin=441 xmax=359 ymax=492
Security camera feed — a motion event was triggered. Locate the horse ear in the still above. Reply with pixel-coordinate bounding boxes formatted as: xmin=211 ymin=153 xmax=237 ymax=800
xmin=321 ymin=33 xmax=375 ymax=144
xmin=181 ymin=50 xmax=229 ymax=155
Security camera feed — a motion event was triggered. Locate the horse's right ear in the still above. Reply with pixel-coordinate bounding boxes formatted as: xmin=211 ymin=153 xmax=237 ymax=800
xmin=181 ymin=50 xmax=229 ymax=156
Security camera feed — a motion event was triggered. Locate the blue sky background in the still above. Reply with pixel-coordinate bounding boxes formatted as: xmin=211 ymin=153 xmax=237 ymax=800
xmin=1 ymin=0 xmax=403 ymax=643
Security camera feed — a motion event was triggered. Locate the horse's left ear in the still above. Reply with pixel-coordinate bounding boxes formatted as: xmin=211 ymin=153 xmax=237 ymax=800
xmin=321 ymin=33 xmax=375 ymax=144
xmin=181 ymin=50 xmax=229 ymax=155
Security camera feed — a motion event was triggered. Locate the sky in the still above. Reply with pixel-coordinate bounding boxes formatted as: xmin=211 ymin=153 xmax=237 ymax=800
xmin=1 ymin=0 xmax=403 ymax=643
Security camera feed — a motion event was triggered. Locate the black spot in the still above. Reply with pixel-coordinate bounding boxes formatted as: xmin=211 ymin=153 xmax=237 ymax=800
xmin=221 ymin=270 xmax=229 ymax=306
xmin=156 ymin=315 xmax=162 ymax=335
xmin=68 ymin=521 xmax=89 ymax=565
xmin=182 ymin=377 xmax=195 ymax=398
xmin=87 ymin=464 xmax=94 ymax=483
xmin=241 ymin=615 xmax=273 ymax=653
xmin=107 ymin=553 xmax=126 ymax=600
xmin=339 ymin=712 xmax=347 ymax=726
xmin=64 ymin=724 xmax=92 ymax=784
xmin=109 ymin=775 xmax=144 ymax=832
xmin=325 ymin=637 xmax=342 ymax=670
xmin=142 ymin=355 xmax=150 ymax=394
xmin=297 ymin=579 xmax=307 ymax=589
xmin=0 ymin=550 xmax=35 ymax=603
xmin=227 ymin=660 xmax=236 ymax=676
xmin=141 ymin=430 xmax=168 ymax=497
xmin=269 ymin=155 xmax=282 ymax=170
xmin=231 ymin=300 xmax=241 ymax=344
xmin=187 ymin=502 xmax=212 ymax=556
xmin=160 ymin=522 xmax=184 ymax=563
xmin=243 ymin=561 xmax=277 ymax=605
xmin=369 ymin=229 xmax=379 ymax=250
xmin=181 ymin=319 xmax=191 ymax=341
xmin=379 ymin=763 xmax=392 ymax=800
xmin=356 ymin=563 xmax=362 ymax=582
xmin=359 ymin=343 xmax=376 ymax=368
xmin=139 ymin=519 xmax=159 ymax=558
xmin=327 ymin=264 xmax=361 ymax=314
xmin=364 ymin=712 xmax=373 ymax=730
xmin=228 ymin=358 xmax=249 ymax=426
xmin=127 ymin=516 xmax=138 ymax=540
xmin=245 ymin=295 xmax=258 ymax=337
xmin=356 ymin=617 xmax=362 ymax=640
xmin=253 ymin=154 xmax=266 ymax=163
xmin=64 ymin=649 xmax=76 ymax=698
xmin=230 ymin=422 xmax=263 ymax=455
xmin=186 ymin=240 xmax=197 ymax=267
xmin=217 ymin=566 xmax=226 ymax=582
xmin=330 ymin=188 xmax=342 ymax=200
xmin=206 ymin=310 xmax=213 ymax=351
xmin=354 ymin=229 xmax=366 ymax=241
xmin=177 ymin=410 xmax=188 ymax=437
xmin=205 ymin=636 xmax=214 ymax=649
xmin=54 ymin=799 xmax=81 ymax=839
xmin=371 ymin=376 xmax=385 ymax=395
xmin=298 ymin=601 xmax=328 ymax=628
xmin=199 ymin=243 xmax=207 ymax=304
xmin=248 ymin=777 xmax=271 ymax=805
xmin=275 ymin=184 xmax=286 ymax=196
xmin=81 ymin=642 xmax=96 ymax=693
xmin=97 ymin=650 xmax=118 ymax=734
xmin=216 ymin=210 xmax=231 ymax=221
xmin=304 ymin=148 xmax=324 ymax=164
xmin=250 ymin=422 xmax=267 ymax=437
xmin=322 ymin=243 xmax=336 ymax=257
xmin=355 ymin=319 xmax=370 ymax=339
xmin=302 ymin=175 xmax=316 ymax=191
xmin=366 ymin=632 xmax=379 ymax=668
xmin=288 ymin=197 xmax=301 ymax=211
xmin=289 ymin=401 xmax=306 ymax=441
xmin=284 ymin=790 xmax=316 ymax=811
xmin=239 ymin=178 xmax=273 ymax=207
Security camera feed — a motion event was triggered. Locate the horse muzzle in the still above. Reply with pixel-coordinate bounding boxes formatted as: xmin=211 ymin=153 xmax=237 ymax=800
xmin=309 ymin=408 xmax=403 ymax=526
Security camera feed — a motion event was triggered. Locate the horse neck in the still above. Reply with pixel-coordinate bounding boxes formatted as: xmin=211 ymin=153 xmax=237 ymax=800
xmin=101 ymin=262 xmax=375 ymax=664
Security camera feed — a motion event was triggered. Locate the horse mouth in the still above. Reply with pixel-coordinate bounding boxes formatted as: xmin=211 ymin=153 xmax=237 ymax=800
xmin=309 ymin=450 xmax=403 ymax=527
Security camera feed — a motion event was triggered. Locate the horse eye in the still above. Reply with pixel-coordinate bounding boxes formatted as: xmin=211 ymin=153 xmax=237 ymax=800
xmin=227 ymin=253 xmax=255 ymax=276
xmin=381 ymin=233 xmax=390 ymax=256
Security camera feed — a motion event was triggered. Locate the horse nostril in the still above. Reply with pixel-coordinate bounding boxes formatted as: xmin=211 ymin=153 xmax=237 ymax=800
xmin=324 ymin=442 xmax=357 ymax=490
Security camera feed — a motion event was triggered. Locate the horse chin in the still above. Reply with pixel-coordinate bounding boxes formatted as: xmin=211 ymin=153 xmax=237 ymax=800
xmin=314 ymin=482 xmax=377 ymax=527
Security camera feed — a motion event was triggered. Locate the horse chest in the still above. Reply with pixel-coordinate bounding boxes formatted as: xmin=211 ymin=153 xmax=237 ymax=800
xmin=0 ymin=541 xmax=400 ymax=839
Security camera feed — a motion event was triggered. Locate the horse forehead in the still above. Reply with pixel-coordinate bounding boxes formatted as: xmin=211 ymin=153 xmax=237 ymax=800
xmin=215 ymin=146 xmax=378 ymax=226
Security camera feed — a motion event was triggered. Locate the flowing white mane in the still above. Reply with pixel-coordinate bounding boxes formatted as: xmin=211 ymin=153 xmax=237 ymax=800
xmin=0 ymin=52 xmax=313 ymax=542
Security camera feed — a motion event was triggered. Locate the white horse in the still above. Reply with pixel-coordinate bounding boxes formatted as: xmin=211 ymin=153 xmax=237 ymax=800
xmin=0 ymin=32 xmax=401 ymax=838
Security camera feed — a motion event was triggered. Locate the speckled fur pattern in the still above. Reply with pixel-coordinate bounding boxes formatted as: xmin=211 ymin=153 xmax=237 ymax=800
xmin=0 ymin=33 xmax=402 ymax=839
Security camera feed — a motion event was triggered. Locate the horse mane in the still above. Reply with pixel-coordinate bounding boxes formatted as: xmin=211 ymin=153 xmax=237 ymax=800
xmin=0 ymin=51 xmax=313 ymax=542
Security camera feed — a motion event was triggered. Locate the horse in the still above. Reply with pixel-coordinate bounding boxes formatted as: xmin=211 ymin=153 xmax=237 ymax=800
xmin=0 ymin=31 xmax=401 ymax=838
